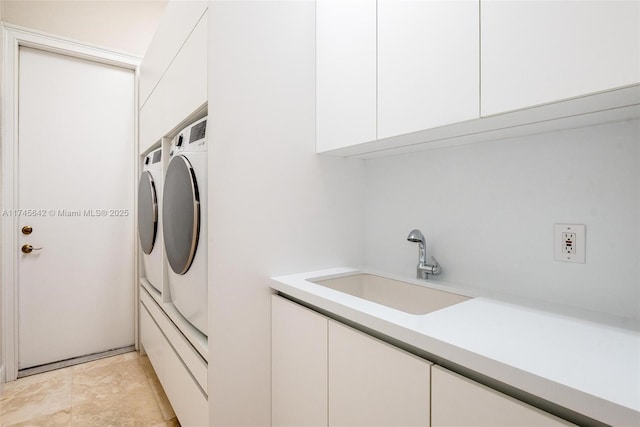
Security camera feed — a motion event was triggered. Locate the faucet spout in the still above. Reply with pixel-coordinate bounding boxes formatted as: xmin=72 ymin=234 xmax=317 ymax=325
xmin=407 ymin=229 xmax=442 ymax=280
xmin=407 ymin=229 xmax=427 ymax=264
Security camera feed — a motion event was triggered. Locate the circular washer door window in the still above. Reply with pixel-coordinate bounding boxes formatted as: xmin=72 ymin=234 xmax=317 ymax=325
xmin=163 ymin=155 xmax=200 ymax=275
xmin=137 ymin=171 xmax=157 ymax=255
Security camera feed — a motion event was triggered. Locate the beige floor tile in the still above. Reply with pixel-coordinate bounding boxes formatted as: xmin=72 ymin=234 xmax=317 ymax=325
xmin=150 ymin=418 xmax=180 ymax=427
xmin=71 ymin=356 xmax=149 ymax=405
xmin=139 ymin=356 xmax=175 ymax=421
xmin=70 ymin=386 xmax=165 ymax=427
xmin=1 ymin=352 xmax=177 ymax=427
xmin=0 ymin=369 xmax=72 ymax=426
xmin=3 ymin=366 xmax=73 ymax=393
xmin=3 ymin=408 xmax=71 ymax=427
xmin=137 ymin=354 xmax=154 ymax=377
xmin=70 ymin=352 xmax=165 ymax=426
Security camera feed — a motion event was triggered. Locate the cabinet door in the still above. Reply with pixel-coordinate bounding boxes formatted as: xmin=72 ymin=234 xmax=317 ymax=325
xmin=139 ymin=14 xmax=208 ymax=153
xmin=328 ymin=320 xmax=431 ymax=427
xmin=432 ymin=366 xmax=573 ymax=426
xmin=139 ymin=0 xmax=208 ymax=106
xmin=481 ymin=0 xmax=640 ymax=116
xmin=377 ymin=0 xmax=479 ymax=139
xmin=272 ymin=296 xmax=328 ymax=427
xmin=316 ymin=0 xmax=377 ymax=152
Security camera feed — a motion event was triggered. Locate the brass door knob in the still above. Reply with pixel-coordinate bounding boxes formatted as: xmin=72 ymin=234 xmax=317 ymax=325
xmin=22 ymin=225 xmax=33 ymax=235
xmin=21 ymin=244 xmax=43 ymax=254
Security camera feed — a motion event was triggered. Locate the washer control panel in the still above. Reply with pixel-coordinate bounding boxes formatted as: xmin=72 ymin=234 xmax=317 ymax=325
xmin=172 ymin=116 xmax=208 ymax=156
xmin=143 ymin=147 xmax=162 ymax=171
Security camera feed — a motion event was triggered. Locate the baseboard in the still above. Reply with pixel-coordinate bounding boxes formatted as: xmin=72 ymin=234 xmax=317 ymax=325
xmin=17 ymin=345 xmax=135 ymax=379
xmin=0 ymin=364 xmax=6 ymax=393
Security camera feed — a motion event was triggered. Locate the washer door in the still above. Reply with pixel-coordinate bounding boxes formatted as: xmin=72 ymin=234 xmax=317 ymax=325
xmin=137 ymin=171 xmax=158 ymax=255
xmin=163 ymin=155 xmax=200 ymax=275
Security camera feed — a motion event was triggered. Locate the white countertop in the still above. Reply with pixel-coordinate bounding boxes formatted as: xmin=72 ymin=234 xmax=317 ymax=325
xmin=271 ymin=267 xmax=640 ymax=426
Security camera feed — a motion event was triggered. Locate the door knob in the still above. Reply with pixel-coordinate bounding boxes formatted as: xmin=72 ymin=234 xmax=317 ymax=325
xmin=21 ymin=244 xmax=43 ymax=254
xmin=21 ymin=225 xmax=33 ymax=235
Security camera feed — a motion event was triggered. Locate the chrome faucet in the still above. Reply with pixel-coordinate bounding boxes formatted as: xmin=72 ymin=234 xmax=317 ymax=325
xmin=407 ymin=229 xmax=441 ymax=280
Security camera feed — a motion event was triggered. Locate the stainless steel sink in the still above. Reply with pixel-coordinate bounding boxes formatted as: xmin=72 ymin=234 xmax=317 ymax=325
xmin=311 ymin=273 xmax=470 ymax=315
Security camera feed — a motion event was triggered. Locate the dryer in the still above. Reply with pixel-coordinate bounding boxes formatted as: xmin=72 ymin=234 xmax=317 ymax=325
xmin=138 ymin=147 xmax=163 ymax=292
xmin=163 ymin=117 xmax=208 ymax=336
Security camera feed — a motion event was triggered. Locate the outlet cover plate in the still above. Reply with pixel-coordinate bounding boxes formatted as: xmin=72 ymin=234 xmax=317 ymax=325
xmin=554 ymin=224 xmax=586 ymax=263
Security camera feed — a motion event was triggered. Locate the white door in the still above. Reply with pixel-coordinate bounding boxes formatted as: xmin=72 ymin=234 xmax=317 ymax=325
xmin=17 ymin=47 xmax=135 ymax=369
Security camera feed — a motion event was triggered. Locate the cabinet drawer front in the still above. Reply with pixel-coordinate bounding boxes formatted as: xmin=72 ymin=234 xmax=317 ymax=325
xmin=140 ymin=296 xmax=209 ymax=426
xmin=163 ymin=340 xmax=208 ymax=427
xmin=140 ymin=288 xmax=207 ymax=393
xmin=140 ymin=303 xmax=165 ymax=382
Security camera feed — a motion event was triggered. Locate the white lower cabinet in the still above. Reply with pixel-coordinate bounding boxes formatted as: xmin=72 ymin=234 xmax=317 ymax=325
xmin=328 ymin=320 xmax=431 ymax=427
xmin=162 ymin=340 xmax=208 ymax=427
xmin=271 ymin=295 xmax=430 ymax=427
xmin=272 ymin=296 xmax=576 ymax=427
xmin=271 ymin=295 xmax=328 ymax=427
xmin=140 ymin=294 xmax=208 ymax=426
xmin=431 ymin=366 xmax=573 ymax=427
xmin=139 ymin=304 xmax=165 ymax=381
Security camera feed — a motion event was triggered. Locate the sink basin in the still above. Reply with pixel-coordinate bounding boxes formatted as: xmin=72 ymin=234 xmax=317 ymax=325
xmin=311 ymin=273 xmax=470 ymax=315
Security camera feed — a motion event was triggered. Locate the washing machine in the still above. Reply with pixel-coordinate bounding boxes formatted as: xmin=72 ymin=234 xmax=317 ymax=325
xmin=138 ymin=147 xmax=163 ymax=292
xmin=163 ymin=117 xmax=208 ymax=336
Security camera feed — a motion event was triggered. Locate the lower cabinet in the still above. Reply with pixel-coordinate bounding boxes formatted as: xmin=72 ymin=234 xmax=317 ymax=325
xmin=431 ymin=365 xmax=573 ymax=426
xmin=271 ymin=295 xmax=430 ymax=427
xmin=328 ymin=320 xmax=431 ymax=426
xmin=272 ymin=295 xmax=579 ymax=427
xmin=271 ymin=295 xmax=328 ymax=427
xmin=140 ymin=294 xmax=208 ymax=426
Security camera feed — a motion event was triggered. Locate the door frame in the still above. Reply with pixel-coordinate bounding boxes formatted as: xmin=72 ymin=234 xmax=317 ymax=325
xmin=1 ymin=24 xmax=141 ymax=382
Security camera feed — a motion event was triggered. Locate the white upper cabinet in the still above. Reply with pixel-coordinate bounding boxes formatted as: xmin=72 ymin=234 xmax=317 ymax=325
xmin=316 ymin=0 xmax=479 ymax=152
xmin=139 ymin=0 xmax=208 ymax=107
xmin=481 ymin=0 xmax=640 ymax=116
xmin=316 ymin=0 xmax=377 ymax=152
xmin=377 ymin=0 xmax=479 ymax=139
xmin=139 ymin=10 xmax=207 ymax=153
xmin=316 ymin=0 xmax=639 ymax=157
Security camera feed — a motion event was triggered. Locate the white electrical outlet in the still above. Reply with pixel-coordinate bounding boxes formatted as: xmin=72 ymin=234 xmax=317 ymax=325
xmin=554 ymin=224 xmax=586 ymax=263
xmin=562 ymin=232 xmax=576 ymax=255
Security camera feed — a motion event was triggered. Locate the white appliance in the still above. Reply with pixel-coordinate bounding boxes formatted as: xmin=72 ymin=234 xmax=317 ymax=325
xmin=138 ymin=147 xmax=163 ymax=292
xmin=163 ymin=117 xmax=208 ymax=336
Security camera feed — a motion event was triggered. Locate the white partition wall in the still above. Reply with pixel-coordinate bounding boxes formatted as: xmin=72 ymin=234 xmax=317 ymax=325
xmin=208 ymin=2 xmax=366 ymax=425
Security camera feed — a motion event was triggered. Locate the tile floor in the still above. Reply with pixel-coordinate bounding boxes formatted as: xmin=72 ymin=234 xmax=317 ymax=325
xmin=0 ymin=352 xmax=179 ymax=427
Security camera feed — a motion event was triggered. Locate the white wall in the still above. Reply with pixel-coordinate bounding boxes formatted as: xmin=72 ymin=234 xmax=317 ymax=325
xmin=365 ymin=119 xmax=640 ymax=319
xmin=208 ymin=1 xmax=365 ymax=425
xmin=1 ymin=0 xmax=167 ymax=56
xmin=0 ymin=0 xmax=4 ymax=388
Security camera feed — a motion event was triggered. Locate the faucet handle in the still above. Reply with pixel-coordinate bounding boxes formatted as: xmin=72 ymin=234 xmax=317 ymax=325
xmin=429 ymin=256 xmax=441 ymax=275
xmin=417 ymin=256 xmax=442 ymax=279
